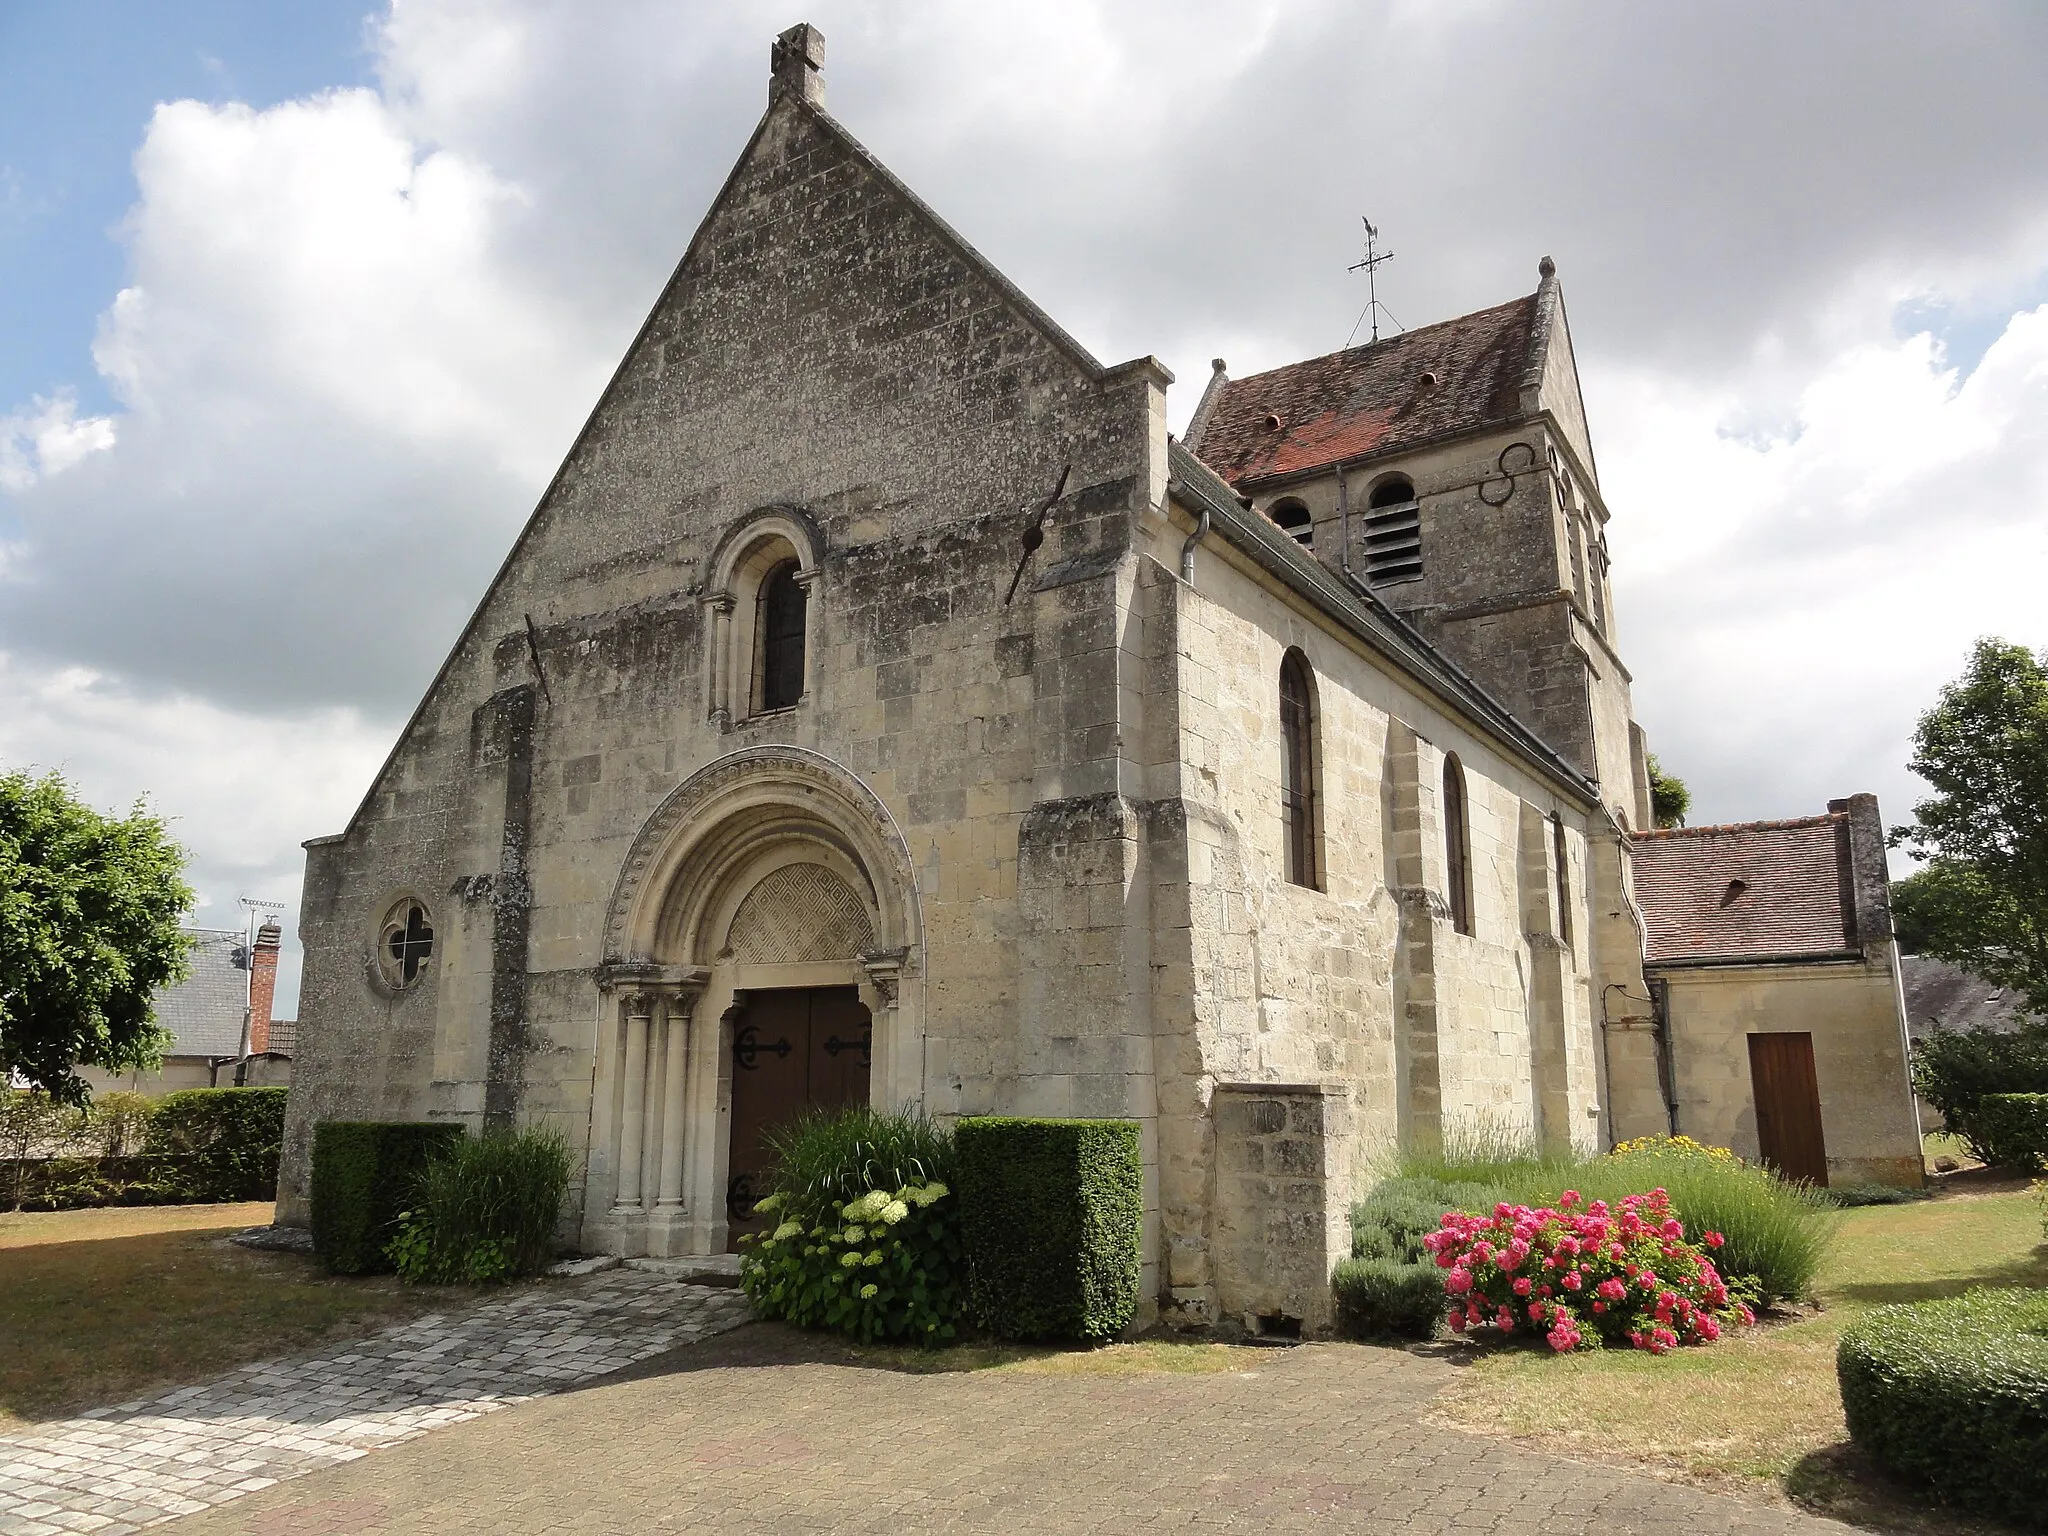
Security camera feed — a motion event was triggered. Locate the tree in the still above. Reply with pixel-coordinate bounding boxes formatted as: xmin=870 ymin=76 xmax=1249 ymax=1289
xmin=0 ymin=771 xmax=193 ymax=1104
xmin=1646 ymin=754 xmax=1691 ymax=829
xmin=1890 ymin=639 xmax=2048 ymax=1022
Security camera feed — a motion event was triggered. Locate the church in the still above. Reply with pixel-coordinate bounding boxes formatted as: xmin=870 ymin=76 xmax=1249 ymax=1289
xmin=277 ymin=25 xmax=1922 ymax=1333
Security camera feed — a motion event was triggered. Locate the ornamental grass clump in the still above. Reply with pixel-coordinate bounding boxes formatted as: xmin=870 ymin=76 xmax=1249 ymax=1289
xmin=737 ymin=1108 xmax=963 ymax=1345
xmin=385 ymin=1126 xmax=571 ymax=1284
xmin=1423 ymin=1187 xmax=1754 ymax=1354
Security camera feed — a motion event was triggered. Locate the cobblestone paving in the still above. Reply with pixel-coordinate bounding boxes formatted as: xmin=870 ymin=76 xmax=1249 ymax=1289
xmin=0 ymin=1271 xmax=751 ymax=1536
xmin=164 ymin=1329 xmax=1854 ymax=1536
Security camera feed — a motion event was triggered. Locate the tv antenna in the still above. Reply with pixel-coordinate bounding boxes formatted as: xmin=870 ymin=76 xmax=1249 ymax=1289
xmin=1345 ymin=216 xmax=1401 ymax=348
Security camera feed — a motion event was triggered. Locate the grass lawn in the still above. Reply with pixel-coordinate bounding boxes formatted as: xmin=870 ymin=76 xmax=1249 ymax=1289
xmin=0 ymin=1203 xmax=465 ymax=1429
xmin=1430 ymin=1176 xmax=2048 ymax=1531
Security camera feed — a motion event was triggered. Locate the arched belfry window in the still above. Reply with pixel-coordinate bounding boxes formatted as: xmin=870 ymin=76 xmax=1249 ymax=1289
xmin=1364 ymin=475 xmax=1422 ymax=584
xmin=757 ymin=559 xmax=807 ymax=711
xmin=1269 ymin=498 xmax=1314 ymax=549
xmin=1443 ymin=753 xmax=1473 ymax=935
xmin=1279 ymin=649 xmax=1320 ymax=889
xmin=703 ymin=509 xmax=821 ymax=729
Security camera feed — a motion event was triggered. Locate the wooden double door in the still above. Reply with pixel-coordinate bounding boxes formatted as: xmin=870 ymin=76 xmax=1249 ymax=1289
xmin=725 ymin=986 xmax=871 ymax=1248
xmin=1748 ymin=1032 xmax=1829 ymax=1188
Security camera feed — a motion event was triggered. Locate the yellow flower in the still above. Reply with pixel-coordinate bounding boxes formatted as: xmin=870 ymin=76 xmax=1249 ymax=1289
xmin=864 ymin=1249 xmax=884 ymax=1267
xmin=840 ymin=1251 xmax=863 ymax=1268
xmin=880 ymin=1200 xmax=910 ymax=1226
xmin=860 ymin=1283 xmax=879 ymax=1300
xmin=773 ymin=1220 xmax=802 ymax=1241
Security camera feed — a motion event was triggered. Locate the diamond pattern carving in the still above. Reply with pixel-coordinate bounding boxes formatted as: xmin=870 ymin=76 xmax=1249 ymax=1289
xmin=726 ymin=863 xmax=874 ymax=964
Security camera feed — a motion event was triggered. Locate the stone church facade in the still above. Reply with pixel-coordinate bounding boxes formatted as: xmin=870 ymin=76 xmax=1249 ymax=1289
xmin=278 ymin=26 xmax=1918 ymax=1332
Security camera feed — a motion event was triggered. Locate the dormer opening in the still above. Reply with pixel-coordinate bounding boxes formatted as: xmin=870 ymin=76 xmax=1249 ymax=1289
xmin=1363 ymin=475 xmax=1422 ymax=585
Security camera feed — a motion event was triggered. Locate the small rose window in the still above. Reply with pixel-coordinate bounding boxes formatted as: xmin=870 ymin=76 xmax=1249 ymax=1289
xmin=379 ymin=900 xmax=435 ymax=987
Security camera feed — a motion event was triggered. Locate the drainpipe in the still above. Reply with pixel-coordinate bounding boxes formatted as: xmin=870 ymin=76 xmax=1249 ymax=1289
xmin=1178 ymin=504 xmax=1210 ymax=583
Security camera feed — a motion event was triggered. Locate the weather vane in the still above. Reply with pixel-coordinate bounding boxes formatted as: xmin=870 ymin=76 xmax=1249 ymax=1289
xmin=1346 ymin=216 xmax=1402 ymax=348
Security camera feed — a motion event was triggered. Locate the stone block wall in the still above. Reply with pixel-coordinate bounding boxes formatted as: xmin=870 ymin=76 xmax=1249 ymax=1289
xmin=1659 ymin=961 xmax=1924 ymax=1186
xmin=1209 ymin=1083 xmax=1356 ymax=1336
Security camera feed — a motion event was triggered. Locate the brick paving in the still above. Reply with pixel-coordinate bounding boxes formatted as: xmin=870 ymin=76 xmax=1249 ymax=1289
xmin=0 ymin=1270 xmax=751 ymax=1535
xmin=158 ymin=1327 xmax=1852 ymax=1536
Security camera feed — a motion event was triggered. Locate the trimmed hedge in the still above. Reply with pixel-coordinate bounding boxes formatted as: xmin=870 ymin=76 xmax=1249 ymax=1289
xmin=1333 ymin=1257 xmax=1443 ymax=1339
xmin=311 ymin=1121 xmax=465 ymax=1275
xmin=1912 ymin=1028 xmax=2048 ymax=1162
xmin=955 ymin=1117 xmax=1141 ymax=1343
xmin=1973 ymin=1093 xmax=2048 ymax=1173
xmin=1838 ymin=1288 xmax=2048 ymax=1527
xmin=2 ymin=1086 xmax=287 ymax=1210
xmin=145 ymin=1087 xmax=289 ymax=1201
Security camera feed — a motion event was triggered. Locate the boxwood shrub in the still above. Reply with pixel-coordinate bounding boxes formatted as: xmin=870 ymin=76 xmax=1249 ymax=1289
xmin=311 ymin=1120 xmax=465 ymax=1275
xmin=955 ymin=1116 xmax=1141 ymax=1342
xmin=1972 ymin=1093 xmax=2048 ymax=1173
xmin=1838 ymin=1287 xmax=2048 ymax=1526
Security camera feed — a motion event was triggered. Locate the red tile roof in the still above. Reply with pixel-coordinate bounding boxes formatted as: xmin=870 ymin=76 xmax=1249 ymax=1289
xmin=1630 ymin=815 xmax=1856 ymax=964
xmin=1192 ymin=293 xmax=1539 ymax=487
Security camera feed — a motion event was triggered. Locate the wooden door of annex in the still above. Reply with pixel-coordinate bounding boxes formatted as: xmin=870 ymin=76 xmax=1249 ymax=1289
xmin=1748 ymin=1031 xmax=1829 ymax=1188
xmin=725 ymin=986 xmax=872 ymax=1248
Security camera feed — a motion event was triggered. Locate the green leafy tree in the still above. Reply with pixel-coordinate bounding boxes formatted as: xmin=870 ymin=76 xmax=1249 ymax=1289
xmin=1647 ymin=754 xmax=1691 ymax=829
xmin=0 ymin=771 xmax=193 ymax=1104
xmin=1890 ymin=639 xmax=2048 ymax=1022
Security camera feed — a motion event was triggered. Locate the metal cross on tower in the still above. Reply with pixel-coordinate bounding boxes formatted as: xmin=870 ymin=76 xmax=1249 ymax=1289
xmin=1346 ymin=216 xmax=1400 ymax=347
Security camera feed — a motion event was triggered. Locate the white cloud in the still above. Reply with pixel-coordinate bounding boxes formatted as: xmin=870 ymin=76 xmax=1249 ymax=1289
xmin=0 ymin=653 xmax=394 ymax=1015
xmin=1599 ymin=296 xmax=2048 ymax=849
xmin=2 ymin=0 xmax=2047 ymax=1006
xmin=0 ymin=390 xmax=116 ymax=491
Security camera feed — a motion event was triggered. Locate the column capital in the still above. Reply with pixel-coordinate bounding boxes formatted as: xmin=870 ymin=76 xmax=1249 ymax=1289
xmin=595 ymin=961 xmax=710 ymax=997
xmin=859 ymin=945 xmax=911 ymax=1005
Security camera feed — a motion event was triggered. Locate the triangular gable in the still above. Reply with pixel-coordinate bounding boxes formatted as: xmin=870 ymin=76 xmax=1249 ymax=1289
xmin=315 ymin=82 xmax=1135 ymax=844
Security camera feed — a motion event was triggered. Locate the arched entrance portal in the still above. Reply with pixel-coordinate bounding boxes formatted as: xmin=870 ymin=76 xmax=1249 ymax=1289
xmin=585 ymin=748 xmax=922 ymax=1259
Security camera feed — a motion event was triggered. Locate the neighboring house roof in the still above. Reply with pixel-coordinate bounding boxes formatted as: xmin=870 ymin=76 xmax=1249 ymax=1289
xmin=1631 ymin=814 xmax=1856 ymax=965
xmin=1900 ymin=955 xmax=2031 ymax=1038
xmin=154 ymin=928 xmax=250 ymax=1058
xmin=1192 ymin=293 xmax=1539 ymax=487
xmin=266 ymin=1018 xmax=298 ymax=1057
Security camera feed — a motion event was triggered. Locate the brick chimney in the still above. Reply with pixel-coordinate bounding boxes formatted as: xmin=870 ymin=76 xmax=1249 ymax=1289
xmin=249 ymin=920 xmax=281 ymax=1054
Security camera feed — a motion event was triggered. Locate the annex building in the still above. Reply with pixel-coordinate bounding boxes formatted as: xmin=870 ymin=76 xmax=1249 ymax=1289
xmin=278 ymin=26 xmax=1922 ymax=1332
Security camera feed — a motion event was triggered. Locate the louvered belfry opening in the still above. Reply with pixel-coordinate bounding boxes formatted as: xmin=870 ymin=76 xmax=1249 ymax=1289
xmin=758 ymin=559 xmax=807 ymax=710
xmin=1363 ymin=475 xmax=1422 ymax=584
xmin=1280 ymin=649 xmax=1318 ymax=888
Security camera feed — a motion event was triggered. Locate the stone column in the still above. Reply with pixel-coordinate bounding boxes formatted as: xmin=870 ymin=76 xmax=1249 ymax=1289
xmin=655 ymin=993 xmax=693 ymax=1208
xmin=794 ymin=567 xmax=821 ymax=705
xmin=705 ymin=595 xmax=735 ymax=728
xmin=860 ymin=947 xmax=907 ymax=1108
xmin=614 ymin=994 xmax=653 ymax=1211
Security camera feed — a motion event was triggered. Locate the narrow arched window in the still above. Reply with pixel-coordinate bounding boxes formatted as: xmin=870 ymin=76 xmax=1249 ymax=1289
xmin=1443 ymin=753 xmax=1473 ymax=934
xmin=1279 ymin=649 xmax=1319 ymax=889
xmin=1364 ymin=475 xmax=1422 ymax=584
xmin=1269 ymin=498 xmax=1313 ymax=549
xmin=757 ymin=560 xmax=807 ymax=710
xmin=1551 ymin=813 xmax=1573 ymax=948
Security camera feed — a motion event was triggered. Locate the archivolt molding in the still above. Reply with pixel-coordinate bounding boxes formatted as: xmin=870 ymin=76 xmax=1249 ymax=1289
xmin=705 ymin=504 xmax=823 ymax=592
xmin=602 ymin=745 xmax=919 ymax=968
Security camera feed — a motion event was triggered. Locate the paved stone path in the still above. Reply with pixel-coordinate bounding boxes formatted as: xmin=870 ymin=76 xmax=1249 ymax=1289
xmin=0 ymin=1271 xmax=752 ymax=1535
xmin=158 ymin=1327 xmax=1853 ymax=1536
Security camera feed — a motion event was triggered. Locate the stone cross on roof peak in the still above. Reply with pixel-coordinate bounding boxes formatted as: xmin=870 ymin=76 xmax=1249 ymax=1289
xmin=771 ymin=23 xmax=825 ymax=109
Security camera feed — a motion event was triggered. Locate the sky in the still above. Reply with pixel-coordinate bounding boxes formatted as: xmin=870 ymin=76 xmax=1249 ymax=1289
xmin=3 ymin=0 xmax=2046 ymax=1018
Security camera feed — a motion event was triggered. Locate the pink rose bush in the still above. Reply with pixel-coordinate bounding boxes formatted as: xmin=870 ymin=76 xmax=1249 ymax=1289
xmin=1422 ymin=1187 xmax=1755 ymax=1354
